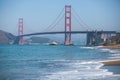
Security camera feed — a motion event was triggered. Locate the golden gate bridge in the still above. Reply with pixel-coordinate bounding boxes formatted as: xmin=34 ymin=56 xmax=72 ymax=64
xmin=14 ymin=5 xmax=120 ymax=46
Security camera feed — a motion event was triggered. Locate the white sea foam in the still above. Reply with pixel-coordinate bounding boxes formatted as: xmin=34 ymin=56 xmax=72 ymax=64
xmin=80 ymin=46 xmax=103 ymax=50
xmin=108 ymin=53 xmax=120 ymax=59
xmin=110 ymin=50 xmax=120 ymax=54
xmin=45 ymin=61 xmax=113 ymax=80
xmin=110 ymin=54 xmax=120 ymax=56
xmin=46 ymin=69 xmax=113 ymax=80
xmin=80 ymin=46 xmax=96 ymax=49
xmin=100 ymin=48 xmax=120 ymax=53
xmin=100 ymin=48 xmax=111 ymax=52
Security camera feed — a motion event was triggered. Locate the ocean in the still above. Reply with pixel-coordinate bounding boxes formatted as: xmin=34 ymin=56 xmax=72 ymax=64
xmin=0 ymin=45 xmax=120 ymax=80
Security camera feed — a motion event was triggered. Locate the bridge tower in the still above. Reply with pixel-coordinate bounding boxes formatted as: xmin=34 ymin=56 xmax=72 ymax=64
xmin=18 ymin=18 xmax=24 ymax=44
xmin=65 ymin=5 xmax=72 ymax=45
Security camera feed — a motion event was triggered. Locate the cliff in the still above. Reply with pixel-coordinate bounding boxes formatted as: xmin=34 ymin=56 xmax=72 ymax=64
xmin=103 ymin=34 xmax=120 ymax=49
xmin=0 ymin=30 xmax=15 ymax=44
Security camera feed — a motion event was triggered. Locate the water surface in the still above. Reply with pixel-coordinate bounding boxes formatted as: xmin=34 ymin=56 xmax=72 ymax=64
xmin=0 ymin=45 xmax=120 ymax=80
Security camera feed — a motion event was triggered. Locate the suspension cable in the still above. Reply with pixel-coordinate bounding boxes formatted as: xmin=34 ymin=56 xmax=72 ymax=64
xmin=43 ymin=7 xmax=64 ymax=32
xmin=48 ymin=13 xmax=64 ymax=31
xmin=72 ymin=13 xmax=88 ymax=30
xmin=72 ymin=8 xmax=92 ymax=30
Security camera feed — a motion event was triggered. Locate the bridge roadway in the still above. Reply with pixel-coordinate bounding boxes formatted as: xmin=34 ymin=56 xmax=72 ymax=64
xmin=18 ymin=31 xmax=118 ymax=37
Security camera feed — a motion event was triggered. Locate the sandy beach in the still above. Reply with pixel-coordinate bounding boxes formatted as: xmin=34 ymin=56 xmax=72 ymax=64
xmin=102 ymin=44 xmax=120 ymax=66
xmin=104 ymin=44 xmax=120 ymax=49
xmin=101 ymin=60 xmax=120 ymax=66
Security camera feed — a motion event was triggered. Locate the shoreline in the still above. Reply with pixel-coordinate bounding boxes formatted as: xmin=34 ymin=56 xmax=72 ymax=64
xmin=103 ymin=44 xmax=120 ymax=49
xmin=101 ymin=60 xmax=120 ymax=66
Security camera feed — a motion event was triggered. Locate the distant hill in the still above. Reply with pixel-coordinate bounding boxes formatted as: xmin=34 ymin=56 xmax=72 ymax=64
xmin=26 ymin=37 xmax=50 ymax=44
xmin=0 ymin=30 xmax=15 ymax=44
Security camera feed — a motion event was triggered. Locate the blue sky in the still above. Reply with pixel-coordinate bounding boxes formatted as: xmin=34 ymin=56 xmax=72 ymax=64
xmin=0 ymin=0 xmax=120 ymax=35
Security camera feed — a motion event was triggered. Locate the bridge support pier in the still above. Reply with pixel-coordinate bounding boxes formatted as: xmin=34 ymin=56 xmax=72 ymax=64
xmin=86 ymin=31 xmax=105 ymax=46
xmin=86 ymin=32 xmax=95 ymax=46
xmin=13 ymin=36 xmax=21 ymax=44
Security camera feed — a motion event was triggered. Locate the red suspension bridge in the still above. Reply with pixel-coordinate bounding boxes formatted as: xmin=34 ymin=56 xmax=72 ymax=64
xmin=14 ymin=5 xmax=119 ymax=46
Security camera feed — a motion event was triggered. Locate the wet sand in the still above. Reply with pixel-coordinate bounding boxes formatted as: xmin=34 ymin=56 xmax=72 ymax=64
xmin=102 ymin=44 xmax=120 ymax=65
xmin=104 ymin=44 xmax=120 ymax=49
xmin=102 ymin=60 xmax=120 ymax=66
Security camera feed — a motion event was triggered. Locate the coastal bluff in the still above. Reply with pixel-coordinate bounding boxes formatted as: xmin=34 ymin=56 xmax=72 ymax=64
xmin=0 ymin=30 xmax=15 ymax=44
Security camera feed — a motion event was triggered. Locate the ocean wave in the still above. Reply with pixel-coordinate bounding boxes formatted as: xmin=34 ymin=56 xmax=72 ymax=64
xmin=46 ymin=68 xmax=112 ymax=80
xmin=100 ymin=48 xmax=111 ymax=52
xmin=80 ymin=46 xmax=96 ymax=49
xmin=45 ymin=61 xmax=113 ymax=80
xmin=1 ymin=59 xmax=117 ymax=80
xmin=80 ymin=46 xmax=103 ymax=50
xmin=100 ymin=48 xmax=120 ymax=54
xmin=108 ymin=53 xmax=120 ymax=59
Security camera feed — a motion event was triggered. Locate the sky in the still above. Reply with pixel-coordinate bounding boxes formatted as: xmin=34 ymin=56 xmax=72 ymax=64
xmin=0 ymin=0 xmax=120 ymax=35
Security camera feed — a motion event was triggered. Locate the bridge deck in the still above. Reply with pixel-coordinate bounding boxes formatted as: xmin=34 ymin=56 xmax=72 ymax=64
xmin=18 ymin=31 xmax=117 ymax=37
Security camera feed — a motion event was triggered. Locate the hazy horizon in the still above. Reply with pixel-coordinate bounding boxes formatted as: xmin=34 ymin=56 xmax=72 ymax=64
xmin=0 ymin=0 xmax=120 ymax=35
